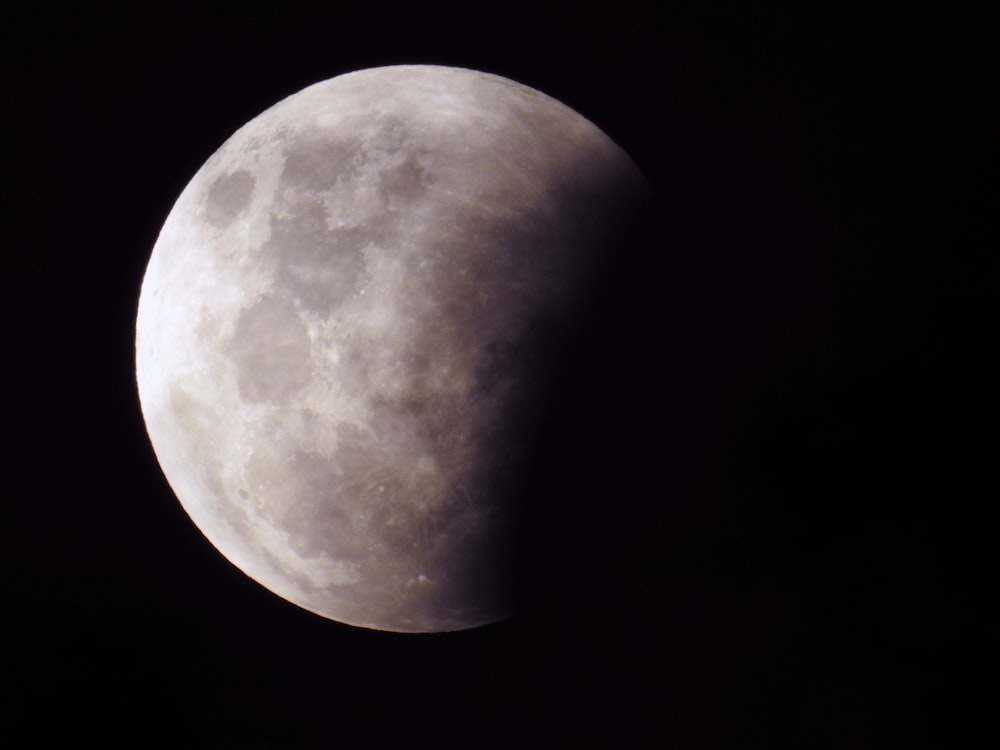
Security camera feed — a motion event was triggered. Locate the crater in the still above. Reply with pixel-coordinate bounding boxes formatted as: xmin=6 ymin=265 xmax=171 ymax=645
xmin=227 ymin=297 xmax=311 ymax=403
xmin=204 ymin=170 xmax=255 ymax=228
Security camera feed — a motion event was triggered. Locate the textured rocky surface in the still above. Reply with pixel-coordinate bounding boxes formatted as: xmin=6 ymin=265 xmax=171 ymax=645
xmin=136 ymin=65 xmax=650 ymax=631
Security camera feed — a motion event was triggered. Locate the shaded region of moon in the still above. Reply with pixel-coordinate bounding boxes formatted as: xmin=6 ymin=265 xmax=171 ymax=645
xmin=135 ymin=65 xmax=651 ymax=632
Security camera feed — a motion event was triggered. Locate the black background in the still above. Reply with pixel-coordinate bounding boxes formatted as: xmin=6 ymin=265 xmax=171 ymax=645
xmin=3 ymin=2 xmax=993 ymax=747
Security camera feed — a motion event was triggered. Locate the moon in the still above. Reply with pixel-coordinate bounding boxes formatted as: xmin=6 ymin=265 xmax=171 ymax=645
xmin=135 ymin=65 xmax=650 ymax=632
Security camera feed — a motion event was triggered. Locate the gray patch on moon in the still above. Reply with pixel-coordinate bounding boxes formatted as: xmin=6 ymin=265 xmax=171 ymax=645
xmin=226 ymin=297 xmax=311 ymax=403
xmin=204 ymin=170 xmax=256 ymax=228
xmin=247 ymin=445 xmax=359 ymax=559
xmin=373 ymin=114 xmax=414 ymax=154
xmin=378 ymin=158 xmax=430 ymax=210
xmin=262 ymin=200 xmax=368 ymax=313
xmin=280 ymin=135 xmax=367 ymax=191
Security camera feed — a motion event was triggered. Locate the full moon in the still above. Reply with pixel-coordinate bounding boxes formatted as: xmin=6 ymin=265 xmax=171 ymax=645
xmin=136 ymin=65 xmax=650 ymax=632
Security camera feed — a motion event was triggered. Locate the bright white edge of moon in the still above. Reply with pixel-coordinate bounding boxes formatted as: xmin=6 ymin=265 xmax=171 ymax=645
xmin=135 ymin=64 xmax=651 ymax=632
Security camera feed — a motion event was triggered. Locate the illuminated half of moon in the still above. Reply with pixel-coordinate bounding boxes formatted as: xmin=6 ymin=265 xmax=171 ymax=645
xmin=135 ymin=65 xmax=650 ymax=632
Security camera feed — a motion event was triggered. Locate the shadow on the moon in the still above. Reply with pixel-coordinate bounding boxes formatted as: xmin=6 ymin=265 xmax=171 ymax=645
xmin=505 ymin=193 xmax=669 ymax=622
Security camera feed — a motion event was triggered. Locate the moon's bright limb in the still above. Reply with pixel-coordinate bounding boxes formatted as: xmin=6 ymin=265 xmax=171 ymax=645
xmin=136 ymin=65 xmax=650 ymax=632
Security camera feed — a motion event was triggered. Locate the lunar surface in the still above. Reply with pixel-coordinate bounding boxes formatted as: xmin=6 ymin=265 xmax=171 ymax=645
xmin=136 ymin=65 xmax=650 ymax=632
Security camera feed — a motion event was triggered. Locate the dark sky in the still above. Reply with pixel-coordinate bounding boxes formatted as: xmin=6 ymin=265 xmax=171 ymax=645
xmin=3 ymin=2 xmax=992 ymax=747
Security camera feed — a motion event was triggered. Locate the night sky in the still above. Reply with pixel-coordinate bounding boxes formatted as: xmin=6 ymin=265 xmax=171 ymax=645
xmin=4 ymin=3 xmax=992 ymax=747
